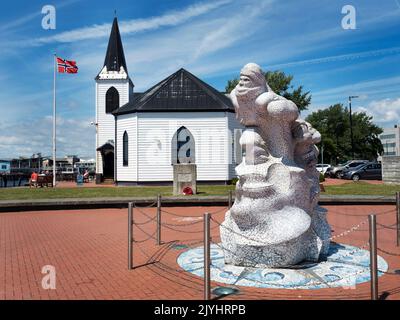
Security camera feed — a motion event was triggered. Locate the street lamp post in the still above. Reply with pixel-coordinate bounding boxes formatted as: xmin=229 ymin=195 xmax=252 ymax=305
xmin=37 ymin=153 xmax=41 ymax=173
xmin=321 ymin=144 xmax=324 ymax=165
xmin=348 ymin=96 xmax=359 ymax=159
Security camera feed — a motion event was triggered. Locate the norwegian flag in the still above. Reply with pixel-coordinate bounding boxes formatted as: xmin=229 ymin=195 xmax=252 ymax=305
xmin=57 ymin=57 xmax=78 ymax=74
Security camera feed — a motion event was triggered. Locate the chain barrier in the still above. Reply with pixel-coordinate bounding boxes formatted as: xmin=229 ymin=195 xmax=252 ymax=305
xmin=161 ymin=206 xmax=228 ymax=218
xmin=331 ymin=222 xmax=396 ymax=232
xmin=133 ymin=215 xmax=157 ymax=226
xmin=327 ymin=207 xmax=396 ymax=217
xmin=210 ymin=215 xmax=368 ymax=246
xmin=162 ymin=219 xmax=203 ymax=227
xmin=131 ymin=205 xmax=157 ymax=225
xmin=328 ymin=218 xmax=369 ymax=241
xmin=133 ymin=206 xmax=154 ymax=217
xmin=132 ymin=231 xmax=157 ymax=243
xmin=161 ymin=208 xmax=200 ymax=218
xmin=377 ymin=247 xmax=400 ymax=257
xmin=160 ymin=222 xmax=204 ymax=234
xmin=379 ymin=269 xmax=400 ymax=275
xmin=208 ymin=207 xmax=229 ymax=215
xmin=134 ymin=242 xmax=205 ymax=292
xmin=376 ymin=222 xmax=398 ymax=230
xmin=133 ymin=201 xmax=157 ymax=208
xmin=133 ymin=223 xmax=157 ymax=242
xmin=129 ymin=202 xmax=400 ymax=297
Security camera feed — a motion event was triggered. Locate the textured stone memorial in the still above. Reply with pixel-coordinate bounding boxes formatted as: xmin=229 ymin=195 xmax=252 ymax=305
xmin=173 ymin=164 xmax=197 ymax=195
xmin=220 ymin=63 xmax=331 ymax=267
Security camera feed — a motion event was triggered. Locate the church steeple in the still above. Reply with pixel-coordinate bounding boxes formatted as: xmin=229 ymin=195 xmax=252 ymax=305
xmin=96 ymin=17 xmax=130 ymax=81
xmin=103 ymin=17 xmax=127 ymax=73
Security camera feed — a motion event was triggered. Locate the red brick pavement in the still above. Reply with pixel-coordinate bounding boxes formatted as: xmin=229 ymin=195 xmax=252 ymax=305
xmin=0 ymin=204 xmax=399 ymax=300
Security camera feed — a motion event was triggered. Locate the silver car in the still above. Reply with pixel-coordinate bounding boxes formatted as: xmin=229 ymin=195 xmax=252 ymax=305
xmin=329 ymin=160 xmax=369 ymax=178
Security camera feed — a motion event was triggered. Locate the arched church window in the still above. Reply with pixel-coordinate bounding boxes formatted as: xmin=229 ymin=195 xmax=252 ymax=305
xmin=123 ymin=131 xmax=128 ymax=166
xmin=106 ymin=87 xmax=119 ymax=113
xmin=171 ymin=126 xmax=195 ymax=164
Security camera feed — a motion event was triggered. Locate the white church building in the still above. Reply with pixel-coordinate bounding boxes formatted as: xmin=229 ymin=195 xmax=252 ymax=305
xmin=95 ymin=18 xmax=243 ymax=185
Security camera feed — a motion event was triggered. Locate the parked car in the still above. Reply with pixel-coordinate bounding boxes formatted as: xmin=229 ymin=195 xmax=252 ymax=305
xmin=342 ymin=162 xmax=382 ymax=181
xmin=341 ymin=163 xmax=367 ymax=177
xmin=316 ymin=164 xmax=332 ymax=175
xmin=329 ymin=160 xmax=369 ymax=178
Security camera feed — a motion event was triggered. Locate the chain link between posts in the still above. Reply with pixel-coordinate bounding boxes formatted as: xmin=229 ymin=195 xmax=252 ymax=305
xmin=128 ymin=198 xmax=400 ymax=297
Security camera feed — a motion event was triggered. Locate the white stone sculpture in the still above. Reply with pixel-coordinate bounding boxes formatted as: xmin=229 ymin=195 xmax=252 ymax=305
xmin=220 ymin=63 xmax=331 ymax=267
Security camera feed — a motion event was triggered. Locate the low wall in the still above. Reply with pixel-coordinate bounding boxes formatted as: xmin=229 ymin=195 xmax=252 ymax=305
xmin=382 ymin=156 xmax=400 ymax=184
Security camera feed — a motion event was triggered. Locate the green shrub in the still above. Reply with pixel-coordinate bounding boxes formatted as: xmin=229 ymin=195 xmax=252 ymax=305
xmin=319 ymin=173 xmax=325 ymax=182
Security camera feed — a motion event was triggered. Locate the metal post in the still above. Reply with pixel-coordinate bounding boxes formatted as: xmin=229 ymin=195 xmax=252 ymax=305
xmin=128 ymin=202 xmax=133 ymax=270
xmin=228 ymin=190 xmax=233 ymax=209
xmin=396 ymin=192 xmax=400 ymax=247
xmin=53 ymin=53 xmax=57 ymax=188
xmin=348 ymin=95 xmax=359 ymax=159
xmin=204 ymin=212 xmax=211 ymax=300
xmin=157 ymin=194 xmax=162 ymax=245
xmin=321 ymin=144 xmax=324 ymax=165
xmin=369 ymin=214 xmax=378 ymax=300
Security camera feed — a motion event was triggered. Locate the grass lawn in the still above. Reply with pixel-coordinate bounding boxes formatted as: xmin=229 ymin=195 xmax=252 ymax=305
xmin=0 ymin=182 xmax=398 ymax=201
xmin=324 ymin=181 xmax=400 ymax=196
xmin=0 ymin=185 xmax=236 ymax=201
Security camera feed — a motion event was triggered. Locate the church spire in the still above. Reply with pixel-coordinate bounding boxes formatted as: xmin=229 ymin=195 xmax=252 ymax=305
xmin=103 ymin=17 xmax=127 ymax=74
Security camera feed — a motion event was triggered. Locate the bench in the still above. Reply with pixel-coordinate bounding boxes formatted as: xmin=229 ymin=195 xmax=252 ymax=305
xmin=35 ymin=175 xmax=53 ymax=188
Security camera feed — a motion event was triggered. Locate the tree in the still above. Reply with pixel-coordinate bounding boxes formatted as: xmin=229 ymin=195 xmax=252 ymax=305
xmin=306 ymin=104 xmax=383 ymax=164
xmin=225 ymin=70 xmax=311 ymax=111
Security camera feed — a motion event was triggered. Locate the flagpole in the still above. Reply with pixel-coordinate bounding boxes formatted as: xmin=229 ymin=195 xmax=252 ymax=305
xmin=53 ymin=53 xmax=57 ymax=188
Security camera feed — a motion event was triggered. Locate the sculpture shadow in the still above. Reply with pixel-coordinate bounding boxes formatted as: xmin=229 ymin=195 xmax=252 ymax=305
xmin=279 ymin=242 xmax=345 ymax=270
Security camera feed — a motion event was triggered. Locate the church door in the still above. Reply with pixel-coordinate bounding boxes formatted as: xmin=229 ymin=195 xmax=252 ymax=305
xmin=103 ymin=151 xmax=114 ymax=179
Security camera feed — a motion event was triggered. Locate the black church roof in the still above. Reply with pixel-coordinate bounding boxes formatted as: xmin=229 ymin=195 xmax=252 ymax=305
xmin=114 ymin=68 xmax=234 ymax=115
xmin=97 ymin=17 xmax=128 ymax=77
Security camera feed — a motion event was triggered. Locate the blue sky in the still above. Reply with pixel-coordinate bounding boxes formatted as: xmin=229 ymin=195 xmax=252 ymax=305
xmin=0 ymin=0 xmax=399 ymax=159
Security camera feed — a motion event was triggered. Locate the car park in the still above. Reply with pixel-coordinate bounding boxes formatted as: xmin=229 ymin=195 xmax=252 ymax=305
xmin=316 ymin=164 xmax=331 ymax=175
xmin=341 ymin=163 xmax=366 ymax=178
xmin=329 ymin=160 xmax=369 ymax=178
xmin=342 ymin=162 xmax=382 ymax=181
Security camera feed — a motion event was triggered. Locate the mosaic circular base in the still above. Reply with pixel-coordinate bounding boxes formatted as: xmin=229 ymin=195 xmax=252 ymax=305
xmin=177 ymin=243 xmax=388 ymax=289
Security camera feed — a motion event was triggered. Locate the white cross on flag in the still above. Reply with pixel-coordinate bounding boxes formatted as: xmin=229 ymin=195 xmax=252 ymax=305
xmin=56 ymin=57 xmax=78 ymax=74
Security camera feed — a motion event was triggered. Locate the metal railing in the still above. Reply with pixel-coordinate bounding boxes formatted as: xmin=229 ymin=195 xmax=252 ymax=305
xmin=126 ymin=192 xmax=400 ymax=300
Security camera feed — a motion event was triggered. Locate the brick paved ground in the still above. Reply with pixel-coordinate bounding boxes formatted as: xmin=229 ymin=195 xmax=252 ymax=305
xmin=0 ymin=204 xmax=399 ymax=300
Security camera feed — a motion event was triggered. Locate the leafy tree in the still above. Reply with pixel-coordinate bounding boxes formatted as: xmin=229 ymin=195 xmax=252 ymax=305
xmin=225 ymin=70 xmax=311 ymax=111
xmin=306 ymin=104 xmax=383 ymax=164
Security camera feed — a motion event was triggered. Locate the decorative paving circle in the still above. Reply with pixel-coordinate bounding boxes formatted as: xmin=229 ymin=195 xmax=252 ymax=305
xmin=177 ymin=243 xmax=388 ymax=289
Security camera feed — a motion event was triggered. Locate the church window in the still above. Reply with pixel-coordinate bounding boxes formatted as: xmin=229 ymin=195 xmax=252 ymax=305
xmin=123 ymin=131 xmax=128 ymax=166
xmin=106 ymin=87 xmax=119 ymax=113
xmin=171 ymin=127 xmax=195 ymax=164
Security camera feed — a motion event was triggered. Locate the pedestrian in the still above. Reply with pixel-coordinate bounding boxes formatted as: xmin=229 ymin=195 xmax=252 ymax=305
xmin=30 ymin=171 xmax=38 ymax=188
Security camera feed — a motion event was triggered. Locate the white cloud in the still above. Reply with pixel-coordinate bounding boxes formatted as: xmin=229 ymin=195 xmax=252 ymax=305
xmin=21 ymin=0 xmax=232 ymax=46
xmin=69 ymin=0 xmax=274 ymax=91
xmin=356 ymin=98 xmax=400 ymax=126
xmin=268 ymin=47 xmax=400 ymax=69
xmin=311 ymin=76 xmax=400 ymax=105
xmin=0 ymin=116 xmax=95 ymax=159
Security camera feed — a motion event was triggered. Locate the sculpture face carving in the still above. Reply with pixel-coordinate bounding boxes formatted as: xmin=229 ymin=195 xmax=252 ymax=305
xmin=231 ymin=62 xmax=299 ymax=162
xmin=232 ymin=63 xmax=269 ymax=126
xmin=236 ymin=63 xmax=267 ymax=98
